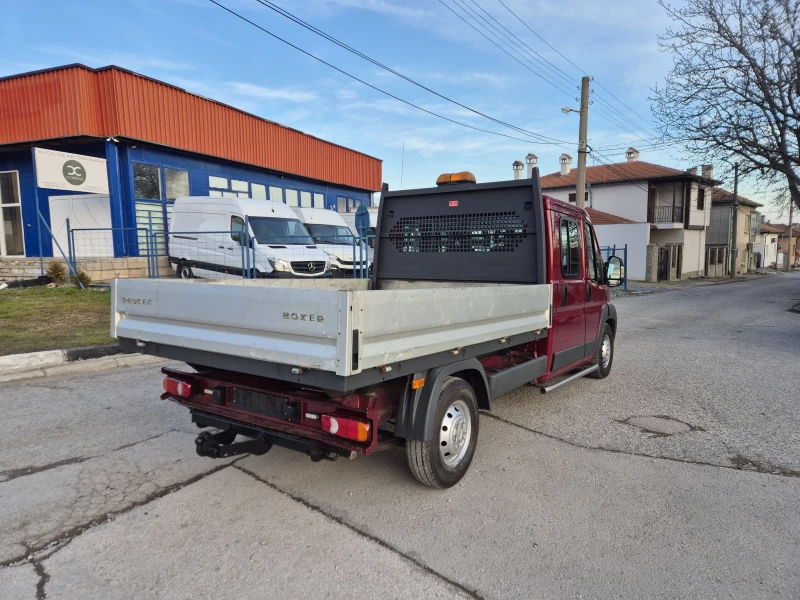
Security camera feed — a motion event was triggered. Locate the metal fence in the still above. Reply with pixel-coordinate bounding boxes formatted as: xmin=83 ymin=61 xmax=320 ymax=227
xmin=600 ymin=244 xmax=628 ymax=291
xmin=64 ymin=218 xmax=374 ymax=282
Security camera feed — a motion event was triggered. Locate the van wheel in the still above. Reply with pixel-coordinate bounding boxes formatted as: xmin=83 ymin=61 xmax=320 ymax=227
xmin=590 ymin=323 xmax=614 ymax=379
xmin=406 ymin=377 xmax=479 ymax=489
xmin=179 ymin=261 xmax=194 ymax=279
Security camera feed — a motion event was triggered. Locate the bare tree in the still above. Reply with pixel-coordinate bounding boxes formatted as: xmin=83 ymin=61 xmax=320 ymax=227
xmin=653 ymin=0 xmax=800 ymax=212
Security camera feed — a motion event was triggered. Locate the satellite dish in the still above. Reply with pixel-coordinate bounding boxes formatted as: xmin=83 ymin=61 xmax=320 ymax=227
xmin=354 ymin=205 xmax=370 ymax=238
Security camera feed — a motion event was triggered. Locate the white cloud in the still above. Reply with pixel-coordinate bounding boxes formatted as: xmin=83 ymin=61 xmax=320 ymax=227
xmin=227 ymin=82 xmax=318 ymax=102
xmin=306 ymin=0 xmax=430 ymax=19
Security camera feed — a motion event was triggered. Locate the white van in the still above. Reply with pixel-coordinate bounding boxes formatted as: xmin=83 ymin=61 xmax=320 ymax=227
xmin=293 ymin=207 xmax=370 ymax=276
xmin=168 ymin=197 xmax=330 ymax=279
xmin=340 ymin=207 xmax=378 ymax=239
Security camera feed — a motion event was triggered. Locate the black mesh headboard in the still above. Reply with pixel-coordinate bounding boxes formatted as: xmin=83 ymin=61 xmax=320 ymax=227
xmin=371 ymin=175 xmax=546 ymax=285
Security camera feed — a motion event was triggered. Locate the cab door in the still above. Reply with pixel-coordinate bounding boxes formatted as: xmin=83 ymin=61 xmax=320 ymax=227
xmin=583 ymin=222 xmax=607 ymax=357
xmin=549 ymin=213 xmax=587 ymax=373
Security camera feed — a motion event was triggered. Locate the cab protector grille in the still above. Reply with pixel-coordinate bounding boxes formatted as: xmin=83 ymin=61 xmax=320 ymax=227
xmin=292 ymin=261 xmax=327 ymax=273
xmin=389 ymin=212 xmax=527 ymax=253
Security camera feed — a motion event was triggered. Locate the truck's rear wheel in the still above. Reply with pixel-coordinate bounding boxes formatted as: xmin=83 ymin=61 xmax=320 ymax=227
xmin=590 ymin=323 xmax=614 ymax=379
xmin=406 ymin=377 xmax=479 ymax=488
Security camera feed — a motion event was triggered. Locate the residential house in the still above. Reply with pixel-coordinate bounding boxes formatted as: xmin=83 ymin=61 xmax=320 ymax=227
xmin=708 ymin=189 xmax=762 ymax=274
xmin=536 ymin=148 xmax=719 ymax=281
xmin=584 ymin=207 xmax=649 ymax=281
xmin=759 ymin=221 xmax=782 ymax=268
xmin=773 ymin=222 xmax=800 ymax=268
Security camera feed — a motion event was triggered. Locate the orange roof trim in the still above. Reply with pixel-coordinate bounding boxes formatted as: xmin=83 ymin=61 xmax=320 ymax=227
xmin=0 ymin=64 xmax=382 ymax=192
xmin=586 ymin=207 xmax=636 ymax=225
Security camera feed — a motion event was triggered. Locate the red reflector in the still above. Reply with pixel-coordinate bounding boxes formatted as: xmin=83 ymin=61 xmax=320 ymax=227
xmin=321 ymin=415 xmax=370 ymax=442
xmin=449 ymin=200 xmax=458 ymax=207
xmin=163 ymin=377 xmax=194 ymax=398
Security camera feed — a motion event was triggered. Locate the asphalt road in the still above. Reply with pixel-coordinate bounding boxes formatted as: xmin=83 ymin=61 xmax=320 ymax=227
xmin=1 ymin=273 xmax=799 ymax=599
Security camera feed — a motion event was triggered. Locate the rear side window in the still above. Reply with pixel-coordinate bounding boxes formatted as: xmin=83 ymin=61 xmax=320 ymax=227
xmin=560 ymin=217 xmax=581 ymax=278
xmin=584 ymin=222 xmax=602 ymax=282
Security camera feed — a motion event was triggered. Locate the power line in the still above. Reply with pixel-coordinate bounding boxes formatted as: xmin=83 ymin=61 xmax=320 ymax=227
xmin=444 ymin=0 xmax=652 ymax=142
xmin=494 ymin=0 xmax=657 ymax=133
xmin=251 ymin=0 xmax=571 ymax=145
xmin=437 ymin=0 xmax=575 ymax=97
xmin=207 ymin=0 xmax=570 ymax=147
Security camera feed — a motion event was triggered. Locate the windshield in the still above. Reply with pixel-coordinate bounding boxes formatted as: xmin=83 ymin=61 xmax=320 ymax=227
xmin=306 ymin=224 xmax=355 ymax=245
xmin=248 ymin=217 xmax=314 ymax=245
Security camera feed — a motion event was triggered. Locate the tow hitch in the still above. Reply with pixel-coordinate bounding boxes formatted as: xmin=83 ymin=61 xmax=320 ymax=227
xmin=195 ymin=429 xmax=272 ymax=458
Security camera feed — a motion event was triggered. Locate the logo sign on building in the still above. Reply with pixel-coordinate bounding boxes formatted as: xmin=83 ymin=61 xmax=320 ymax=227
xmin=33 ymin=148 xmax=109 ymax=194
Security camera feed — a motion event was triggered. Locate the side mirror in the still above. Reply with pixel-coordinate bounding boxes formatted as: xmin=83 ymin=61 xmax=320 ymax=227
xmin=233 ymin=231 xmax=245 ymax=246
xmin=605 ymin=256 xmax=624 ymax=287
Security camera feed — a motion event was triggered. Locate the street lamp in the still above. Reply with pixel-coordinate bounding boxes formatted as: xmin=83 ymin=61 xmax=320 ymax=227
xmin=561 ymin=107 xmax=578 ymax=114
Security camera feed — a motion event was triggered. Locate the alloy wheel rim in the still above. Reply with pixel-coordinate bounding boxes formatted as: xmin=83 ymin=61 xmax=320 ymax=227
xmin=439 ymin=399 xmax=472 ymax=468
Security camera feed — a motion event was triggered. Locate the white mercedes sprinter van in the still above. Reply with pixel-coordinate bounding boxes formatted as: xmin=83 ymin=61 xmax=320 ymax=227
xmin=168 ymin=197 xmax=330 ymax=279
xmin=292 ymin=207 xmax=370 ymax=276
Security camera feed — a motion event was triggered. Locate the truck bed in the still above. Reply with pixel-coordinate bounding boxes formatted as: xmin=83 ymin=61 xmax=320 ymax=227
xmin=112 ymin=278 xmax=551 ymax=378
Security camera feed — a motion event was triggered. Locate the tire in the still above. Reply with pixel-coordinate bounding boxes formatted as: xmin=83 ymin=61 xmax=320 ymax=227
xmin=406 ymin=377 xmax=479 ymax=488
xmin=179 ymin=261 xmax=194 ymax=279
xmin=590 ymin=323 xmax=614 ymax=379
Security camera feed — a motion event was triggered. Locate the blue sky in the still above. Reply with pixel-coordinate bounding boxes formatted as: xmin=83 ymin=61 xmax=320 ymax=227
xmin=0 ymin=0 xmax=780 ymax=216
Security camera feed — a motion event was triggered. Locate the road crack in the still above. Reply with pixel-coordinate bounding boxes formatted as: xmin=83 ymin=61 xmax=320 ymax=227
xmin=482 ymin=412 xmax=800 ymax=478
xmin=0 ymin=462 xmax=234 ymax=569
xmin=0 ymin=430 xmax=177 ymax=484
xmin=234 ymin=464 xmax=484 ymax=600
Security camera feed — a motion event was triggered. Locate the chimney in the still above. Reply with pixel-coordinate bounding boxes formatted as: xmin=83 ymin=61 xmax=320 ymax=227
xmin=525 ymin=153 xmax=538 ymax=178
xmin=701 ymin=164 xmax=714 ymax=179
xmin=559 ymin=153 xmax=572 ymax=177
xmin=761 ymin=215 xmax=766 ymax=223
xmin=512 ymin=160 xmax=524 ymax=180
xmin=686 ymin=167 xmax=698 ymax=175
xmin=625 ymin=147 xmax=640 ymax=162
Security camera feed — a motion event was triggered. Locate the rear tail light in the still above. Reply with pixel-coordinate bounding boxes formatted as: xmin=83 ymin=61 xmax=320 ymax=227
xmin=163 ymin=377 xmax=194 ymax=398
xmin=321 ymin=415 xmax=370 ymax=442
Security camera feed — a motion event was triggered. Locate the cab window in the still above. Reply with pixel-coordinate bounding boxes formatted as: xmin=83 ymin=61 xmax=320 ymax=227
xmin=560 ymin=217 xmax=581 ymax=278
xmin=584 ymin=222 xmax=602 ymax=282
xmin=231 ymin=215 xmax=245 ymax=243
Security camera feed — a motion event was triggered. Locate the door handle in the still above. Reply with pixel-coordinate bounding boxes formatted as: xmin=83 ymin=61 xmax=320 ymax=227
xmin=587 ymin=282 xmax=592 ymax=301
xmin=561 ymin=285 xmax=568 ymax=306
xmin=218 ymin=245 xmax=225 ymax=249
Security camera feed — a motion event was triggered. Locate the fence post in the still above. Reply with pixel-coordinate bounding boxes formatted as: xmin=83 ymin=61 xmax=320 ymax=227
xmin=147 ymin=213 xmax=154 ymax=279
xmin=243 ymin=216 xmax=250 ymax=279
xmin=66 ymin=217 xmax=73 ymax=273
xmin=37 ymin=207 xmax=84 ymax=290
xmin=352 ymin=235 xmax=357 ymax=279
xmin=623 ymin=244 xmax=628 ymax=290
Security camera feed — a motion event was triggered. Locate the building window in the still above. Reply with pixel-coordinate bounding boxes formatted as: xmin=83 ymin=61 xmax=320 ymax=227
xmin=568 ymin=192 xmax=588 ymax=204
xmin=350 ymin=198 xmax=363 ymax=211
xmin=710 ymin=247 xmax=717 ymax=265
xmin=134 ymin=163 xmax=161 ymax=200
xmin=313 ymin=193 xmax=324 ymax=208
xmin=0 ymin=171 xmax=23 ymax=256
xmin=697 ymin=188 xmax=705 ymax=211
xmin=285 ymin=189 xmax=299 ymax=207
xmin=269 ymin=186 xmax=283 ymax=203
xmin=336 ymin=196 xmax=347 ymax=212
xmin=164 ymin=168 xmax=189 ymax=200
xmin=209 ymin=190 xmax=223 ymax=198
xmin=251 ymin=183 xmax=267 ymax=200
xmin=231 ymin=179 xmax=248 ymax=193
xmin=222 ymin=191 xmax=237 ymax=198
xmin=208 ymin=175 xmax=227 ymax=190
xmin=300 ymin=191 xmax=312 ymax=208
xmin=559 ymin=217 xmax=580 ymax=278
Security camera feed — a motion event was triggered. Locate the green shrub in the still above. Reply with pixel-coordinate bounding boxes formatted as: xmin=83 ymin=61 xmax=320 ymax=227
xmin=46 ymin=261 xmax=68 ymax=283
xmin=71 ymin=269 xmax=92 ymax=289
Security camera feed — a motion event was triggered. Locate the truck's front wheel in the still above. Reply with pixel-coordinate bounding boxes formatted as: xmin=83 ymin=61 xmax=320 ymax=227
xmin=589 ymin=323 xmax=614 ymax=379
xmin=406 ymin=377 xmax=479 ymax=489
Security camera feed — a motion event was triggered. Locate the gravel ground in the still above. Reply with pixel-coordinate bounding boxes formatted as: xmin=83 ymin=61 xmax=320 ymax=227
xmin=1 ymin=272 xmax=798 ymax=599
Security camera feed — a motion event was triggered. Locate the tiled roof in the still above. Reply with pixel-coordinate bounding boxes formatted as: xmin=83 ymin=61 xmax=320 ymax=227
xmin=711 ymin=188 xmax=762 ymax=207
xmin=771 ymin=223 xmax=800 ymax=235
xmin=540 ymin=160 xmax=710 ymax=189
xmin=760 ymin=223 xmax=783 ymax=234
xmin=586 ymin=207 xmax=636 ymax=225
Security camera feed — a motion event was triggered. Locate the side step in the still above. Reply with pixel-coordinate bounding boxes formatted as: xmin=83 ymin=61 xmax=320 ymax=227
xmin=539 ymin=364 xmax=599 ymax=394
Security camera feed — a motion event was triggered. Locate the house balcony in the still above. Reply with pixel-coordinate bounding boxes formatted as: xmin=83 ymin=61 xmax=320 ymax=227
xmin=649 ymin=205 xmax=684 ymax=228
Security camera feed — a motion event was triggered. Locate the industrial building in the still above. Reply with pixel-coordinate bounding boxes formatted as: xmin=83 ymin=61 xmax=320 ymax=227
xmin=0 ymin=64 xmax=382 ymax=261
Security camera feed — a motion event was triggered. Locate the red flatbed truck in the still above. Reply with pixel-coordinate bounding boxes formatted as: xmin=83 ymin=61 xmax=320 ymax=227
xmin=114 ymin=171 xmax=623 ymax=488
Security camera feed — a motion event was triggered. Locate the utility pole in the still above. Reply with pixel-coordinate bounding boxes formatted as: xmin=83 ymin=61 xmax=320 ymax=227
xmin=575 ymin=76 xmax=590 ymax=209
xmin=788 ymin=199 xmax=794 ymax=272
xmin=729 ymin=163 xmax=739 ymax=278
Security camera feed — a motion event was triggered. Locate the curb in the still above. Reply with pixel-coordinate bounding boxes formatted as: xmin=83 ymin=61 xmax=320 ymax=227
xmin=0 ymin=344 xmax=125 ymax=377
xmin=0 ymin=353 xmax=168 ymax=383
